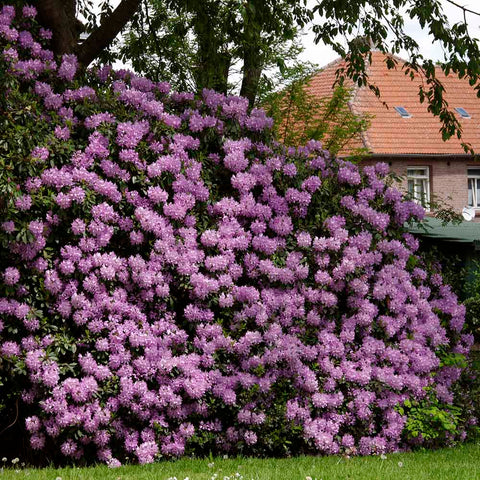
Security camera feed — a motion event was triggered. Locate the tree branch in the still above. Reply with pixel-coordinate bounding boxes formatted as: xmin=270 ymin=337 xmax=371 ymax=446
xmin=445 ymin=0 xmax=480 ymax=17
xmin=76 ymin=0 xmax=142 ymax=67
xmin=144 ymin=0 xmax=163 ymax=65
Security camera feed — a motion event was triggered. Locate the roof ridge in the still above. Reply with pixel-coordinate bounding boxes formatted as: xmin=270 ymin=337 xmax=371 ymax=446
xmin=348 ymin=85 xmax=372 ymax=152
xmin=347 ymin=53 xmax=376 ymax=151
xmin=379 ymin=51 xmax=409 ymax=67
xmin=312 ymin=56 xmax=346 ymax=75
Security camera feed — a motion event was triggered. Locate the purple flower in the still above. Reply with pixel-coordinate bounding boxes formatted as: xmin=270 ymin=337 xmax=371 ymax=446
xmin=15 ymin=194 xmax=32 ymax=211
xmin=3 ymin=46 xmax=18 ymax=62
xmin=269 ymin=215 xmax=293 ymax=236
xmin=71 ymin=219 xmax=86 ymax=235
xmin=31 ymin=146 xmax=49 ymax=161
xmin=60 ymin=439 xmax=78 ymax=457
xmin=116 ymin=120 xmax=150 ymax=148
xmin=22 ymin=6 xmax=37 ymax=18
xmin=283 ymin=163 xmax=297 ymax=177
xmin=2 ymin=220 xmax=15 ymax=233
xmin=4 ymin=267 xmax=20 ymax=285
xmin=58 ymin=54 xmax=77 ymax=82
xmin=30 ymin=434 xmax=46 ymax=450
xmin=54 ymin=125 xmax=70 ymax=140
xmin=244 ymin=430 xmax=258 ymax=445
xmin=1 ymin=341 xmax=20 ymax=357
xmin=223 ymin=138 xmax=251 ymax=172
xmin=18 ymin=30 xmax=34 ymax=49
xmin=39 ymin=28 xmax=52 ymax=40
xmin=135 ymin=441 xmax=158 ymax=464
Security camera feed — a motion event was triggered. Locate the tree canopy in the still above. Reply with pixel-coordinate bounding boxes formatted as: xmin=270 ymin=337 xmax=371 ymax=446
xmin=119 ymin=0 xmax=313 ymax=107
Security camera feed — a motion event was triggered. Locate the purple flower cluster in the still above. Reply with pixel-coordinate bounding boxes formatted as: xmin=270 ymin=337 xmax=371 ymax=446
xmin=0 ymin=5 xmax=473 ymax=465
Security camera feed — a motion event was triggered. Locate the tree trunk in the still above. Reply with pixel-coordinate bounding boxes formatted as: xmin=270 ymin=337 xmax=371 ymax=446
xmin=37 ymin=0 xmax=141 ymax=67
xmin=37 ymin=0 xmax=79 ymax=56
xmin=240 ymin=45 xmax=263 ymax=108
xmin=192 ymin=2 xmax=231 ymax=95
xmin=76 ymin=0 xmax=142 ymax=67
xmin=240 ymin=0 xmax=263 ymax=108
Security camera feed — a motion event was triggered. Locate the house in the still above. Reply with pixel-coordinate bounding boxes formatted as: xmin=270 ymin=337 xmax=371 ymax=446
xmin=305 ymin=51 xmax=480 ymax=216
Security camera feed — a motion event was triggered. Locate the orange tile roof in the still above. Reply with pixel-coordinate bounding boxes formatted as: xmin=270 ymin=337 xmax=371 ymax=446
xmin=306 ymin=51 xmax=480 ymax=155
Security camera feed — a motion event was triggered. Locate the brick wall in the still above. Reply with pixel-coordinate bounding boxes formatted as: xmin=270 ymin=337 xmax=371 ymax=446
xmin=361 ymin=156 xmax=475 ymax=214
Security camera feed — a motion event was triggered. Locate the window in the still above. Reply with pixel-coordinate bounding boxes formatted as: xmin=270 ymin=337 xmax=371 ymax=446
xmin=394 ymin=106 xmax=412 ymax=118
xmin=407 ymin=167 xmax=430 ymax=208
xmin=455 ymin=107 xmax=471 ymax=118
xmin=468 ymin=168 xmax=480 ymax=207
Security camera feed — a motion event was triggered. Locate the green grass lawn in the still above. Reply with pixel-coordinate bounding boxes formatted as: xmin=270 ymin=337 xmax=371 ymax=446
xmin=1 ymin=442 xmax=479 ymax=480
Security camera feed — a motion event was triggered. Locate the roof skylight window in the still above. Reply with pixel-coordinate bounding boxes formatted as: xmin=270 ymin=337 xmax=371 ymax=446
xmin=455 ymin=107 xmax=471 ymax=118
xmin=394 ymin=106 xmax=411 ymax=118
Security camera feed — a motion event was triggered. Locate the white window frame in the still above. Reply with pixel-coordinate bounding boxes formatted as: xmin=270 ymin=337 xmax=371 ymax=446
xmin=407 ymin=166 xmax=430 ymax=210
xmin=467 ymin=168 xmax=480 ymax=208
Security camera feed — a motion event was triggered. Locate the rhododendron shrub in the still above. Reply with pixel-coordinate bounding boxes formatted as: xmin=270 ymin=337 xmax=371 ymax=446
xmin=0 ymin=5 xmax=474 ymax=465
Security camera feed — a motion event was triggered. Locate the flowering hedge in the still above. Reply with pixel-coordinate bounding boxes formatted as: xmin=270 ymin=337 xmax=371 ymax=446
xmin=0 ymin=5 xmax=474 ymax=466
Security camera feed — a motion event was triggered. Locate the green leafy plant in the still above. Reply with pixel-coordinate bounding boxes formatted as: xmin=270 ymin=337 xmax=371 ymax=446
xmin=263 ymin=79 xmax=370 ymax=156
xmin=398 ymin=391 xmax=463 ymax=445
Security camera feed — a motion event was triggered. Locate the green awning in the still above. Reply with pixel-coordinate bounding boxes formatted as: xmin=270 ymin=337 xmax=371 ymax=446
xmin=407 ymin=217 xmax=480 ymax=245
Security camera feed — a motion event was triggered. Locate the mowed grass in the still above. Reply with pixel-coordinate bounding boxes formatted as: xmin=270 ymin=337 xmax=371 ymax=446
xmin=1 ymin=442 xmax=480 ymax=480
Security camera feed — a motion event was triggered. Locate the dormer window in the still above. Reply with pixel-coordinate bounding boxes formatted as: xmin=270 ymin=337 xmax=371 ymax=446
xmin=455 ymin=107 xmax=471 ymax=118
xmin=394 ymin=106 xmax=411 ymax=118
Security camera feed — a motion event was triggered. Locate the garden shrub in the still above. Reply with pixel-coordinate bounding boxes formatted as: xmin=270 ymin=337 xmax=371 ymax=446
xmin=0 ymin=5 xmax=475 ymax=465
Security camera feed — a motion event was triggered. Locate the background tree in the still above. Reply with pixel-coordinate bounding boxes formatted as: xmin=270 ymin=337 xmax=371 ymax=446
xmin=119 ymin=0 xmax=313 ymax=106
xmin=119 ymin=1 xmax=196 ymax=89
xmin=263 ymin=72 xmax=371 ymax=156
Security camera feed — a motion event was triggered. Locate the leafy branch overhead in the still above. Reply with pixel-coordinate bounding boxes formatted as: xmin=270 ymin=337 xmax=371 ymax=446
xmin=312 ymin=0 xmax=480 ymax=152
xmin=120 ymin=0 xmax=313 ymax=107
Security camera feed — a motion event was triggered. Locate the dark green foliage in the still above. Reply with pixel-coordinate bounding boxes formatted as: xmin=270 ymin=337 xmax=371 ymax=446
xmin=458 ymin=258 xmax=480 ymax=342
xmin=453 ymin=348 xmax=480 ymax=442
xmin=464 ymin=297 xmax=480 ymax=343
